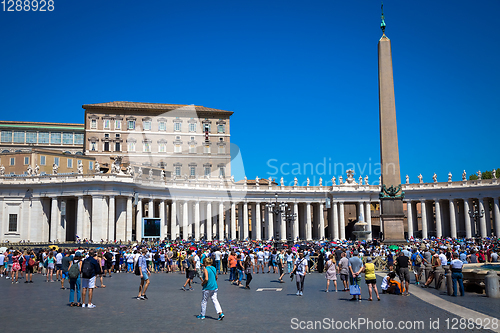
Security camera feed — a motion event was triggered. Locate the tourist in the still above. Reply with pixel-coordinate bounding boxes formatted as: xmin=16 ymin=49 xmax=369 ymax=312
xmin=181 ymin=250 xmax=195 ymax=291
xmin=411 ymin=248 xmax=424 ymax=285
xmin=104 ymin=249 xmax=113 ymax=277
xmin=55 ymin=249 xmax=63 ymax=282
xmin=381 ymin=272 xmax=403 ymax=294
xmin=11 ymin=250 xmax=21 ymax=284
xmin=61 ymin=251 xmax=72 ymax=290
xmin=264 ymin=248 xmax=270 ymax=273
xmin=126 ymin=251 xmax=134 ymax=273
xmin=278 ymin=249 xmax=286 ymax=283
xmin=348 ymin=250 xmax=363 ymax=301
xmin=24 ymin=250 xmax=35 ymax=283
xmin=396 ymin=251 xmax=411 ymax=296
xmin=96 ymin=252 xmax=106 ymax=288
xmin=286 ymin=249 xmax=294 ymax=274
xmin=0 ymin=250 xmax=5 ymax=277
xmin=450 ymin=252 xmax=464 ymax=296
xmin=228 ymin=251 xmax=237 ymax=283
xmin=137 ymin=248 xmax=151 ymax=300
xmin=236 ymin=254 xmax=244 ymax=287
xmin=45 ymin=251 xmax=56 ymax=282
xmin=256 ymin=248 xmax=264 ymax=274
xmin=221 ymin=248 xmax=228 ymax=274
xmin=361 ymin=257 xmax=380 ymax=301
xmin=338 ymin=252 xmax=349 ymax=291
xmin=197 ymin=258 xmax=224 ymax=320
xmin=324 ymin=254 xmax=338 ymax=292
xmin=81 ymin=250 xmax=100 ymax=308
xmin=244 ymin=255 xmax=253 ymax=289
xmin=293 ymin=251 xmax=308 ymax=296
xmin=421 ymin=251 xmax=442 ymax=288
xmin=387 ymin=252 xmax=394 ymax=272
xmin=68 ymin=252 xmax=82 ymax=307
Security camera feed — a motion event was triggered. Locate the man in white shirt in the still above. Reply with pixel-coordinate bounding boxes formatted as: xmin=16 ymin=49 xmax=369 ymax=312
xmin=439 ymin=251 xmax=448 ymax=267
xmin=256 ymin=249 xmax=264 ymax=273
xmin=214 ymin=249 xmax=222 ymax=274
xmin=193 ymin=252 xmax=203 ymax=283
xmin=55 ymin=249 xmax=63 ymax=281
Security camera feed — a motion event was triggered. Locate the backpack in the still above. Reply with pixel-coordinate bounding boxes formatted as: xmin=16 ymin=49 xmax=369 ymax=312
xmin=134 ymin=259 xmax=141 ymax=276
xmin=415 ymin=253 xmax=423 ymax=265
xmin=28 ymin=257 xmax=36 ymax=267
xmin=81 ymin=258 xmax=94 ymax=278
xmin=18 ymin=256 xmax=24 ymax=264
xmin=68 ymin=262 xmax=80 ymax=279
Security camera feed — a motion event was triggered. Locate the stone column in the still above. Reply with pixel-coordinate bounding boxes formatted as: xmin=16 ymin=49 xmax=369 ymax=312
xmin=435 ymin=200 xmax=442 ymax=238
xmin=449 ymin=199 xmax=457 ymax=239
xmin=136 ymin=198 xmax=142 ymax=241
xmin=225 ymin=205 xmax=230 ymax=240
xmin=485 ymin=198 xmax=492 ymax=236
xmin=420 ymin=200 xmax=428 ymax=239
xmin=493 ymin=197 xmax=500 ymax=238
xmin=219 ymin=202 xmax=224 ymax=241
xmin=255 ymin=202 xmax=261 ymax=240
xmin=50 ymin=197 xmax=59 ymax=242
xmin=306 ymin=203 xmax=312 ymax=241
xmin=406 ymin=200 xmax=413 ymax=239
xmin=182 ymin=201 xmax=189 ymax=240
xmin=170 ymin=201 xmax=177 ymax=240
xmin=126 ymin=197 xmax=133 ymax=241
xmin=365 ymin=202 xmax=372 ymax=240
xmin=479 ymin=199 xmax=487 ymax=238
xmin=293 ymin=203 xmax=299 ymax=241
xmin=319 ymin=202 xmax=325 ymax=240
xmin=194 ymin=201 xmax=200 ymax=240
xmin=108 ymin=196 xmax=115 ymax=242
xmin=92 ymin=196 xmax=104 ymax=242
xmin=77 ymin=196 xmax=84 ymax=241
xmin=231 ymin=202 xmax=236 ymax=240
xmin=463 ymin=199 xmax=472 ymax=239
xmin=243 ymin=202 xmax=249 ymax=240
xmin=206 ymin=202 xmax=212 ymax=241
xmin=332 ymin=202 xmax=339 ymax=239
xmin=339 ymin=202 xmax=345 ymax=240
xmin=358 ymin=202 xmax=365 ymax=222
xmin=159 ymin=200 xmax=165 ymax=240
xmin=267 ymin=206 xmax=273 ymax=240
xmin=148 ymin=199 xmax=154 ymax=218
xmin=280 ymin=206 xmax=287 ymax=241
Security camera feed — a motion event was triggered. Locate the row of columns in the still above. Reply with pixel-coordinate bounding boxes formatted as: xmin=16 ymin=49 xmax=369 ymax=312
xmin=406 ymin=197 xmax=500 ymax=239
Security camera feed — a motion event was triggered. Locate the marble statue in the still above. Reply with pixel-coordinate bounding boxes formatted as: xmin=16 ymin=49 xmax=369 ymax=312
xmin=243 ymin=176 xmax=247 ymax=185
xmin=52 ymin=163 xmax=58 ymax=175
xmin=346 ymin=169 xmax=356 ymax=184
xmin=378 ymin=176 xmax=381 ymax=184
xmin=306 ymin=178 xmax=310 ymax=186
xmin=433 ymin=173 xmax=437 ymax=183
xmin=493 ymin=169 xmax=497 ymax=179
xmin=359 ymin=176 xmax=363 ymax=185
xmin=126 ymin=165 xmax=134 ymax=177
xmin=339 ymin=176 xmax=343 ymax=184
xmin=448 ymin=172 xmax=452 ymax=182
xmin=477 ymin=170 xmax=482 ymax=180
xmin=95 ymin=161 xmax=100 ymax=173
xmin=230 ymin=175 xmax=235 ymax=183
xmin=331 ymin=176 xmax=336 ymax=185
xmin=405 ymin=175 xmax=409 ymax=184
xmin=34 ymin=164 xmax=39 ymax=176
xmin=0 ymin=164 xmax=4 ymax=175
xmin=77 ymin=161 xmax=83 ymax=174
xmin=293 ymin=177 xmax=297 ymax=186
xmin=111 ymin=159 xmax=121 ymax=174
xmin=137 ymin=167 xmax=143 ymax=178
xmin=149 ymin=169 xmax=153 ymax=179
xmin=364 ymin=175 xmax=369 ymax=185
xmin=418 ymin=174 xmax=423 ymax=184
xmin=160 ymin=170 xmax=165 ymax=181
xmin=255 ymin=176 xmax=259 ymax=185
xmin=319 ymin=177 xmax=322 ymax=186
xmin=27 ymin=165 xmax=33 ymax=176
xmin=268 ymin=177 xmax=272 ymax=184
xmin=280 ymin=177 xmax=284 ymax=186
xmin=184 ymin=174 xmax=188 ymax=181
xmin=462 ymin=170 xmax=466 ymax=181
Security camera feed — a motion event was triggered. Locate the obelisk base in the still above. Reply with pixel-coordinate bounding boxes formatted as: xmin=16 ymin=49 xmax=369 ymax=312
xmin=381 ymin=215 xmax=405 ymax=244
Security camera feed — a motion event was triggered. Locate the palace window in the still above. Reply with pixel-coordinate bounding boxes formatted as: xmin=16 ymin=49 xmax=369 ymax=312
xmin=89 ymin=161 xmax=93 ymax=170
xmin=115 ymin=120 xmax=121 ymax=130
xmin=158 ymin=143 xmax=166 ymax=153
xmin=189 ymin=145 xmax=196 ymax=154
xmin=75 ymin=134 xmax=84 ymax=145
xmin=91 ymin=119 xmax=97 ymax=129
xmin=217 ymin=124 xmax=225 ymax=133
xmin=1 ymin=130 xmax=12 ymax=143
xmin=13 ymin=131 xmax=25 ymax=143
xmin=90 ymin=142 xmax=97 ymax=151
xmin=24 ymin=157 xmax=29 ymax=165
xmin=204 ymin=145 xmax=210 ymax=154
xmin=67 ymin=159 xmax=73 ymax=168
xmin=189 ymin=123 xmax=196 ymax=132
xmin=26 ymin=132 xmax=37 ymax=144
xmin=63 ymin=132 xmax=73 ymax=145
xmin=175 ymin=166 xmax=181 ymax=176
xmin=104 ymin=119 xmax=111 ymax=129
xmin=174 ymin=122 xmax=181 ymax=132
xmin=143 ymin=121 xmax=152 ymax=131
xmin=54 ymin=157 xmax=59 ymax=166
xmin=115 ymin=142 xmax=121 ymax=152
xmin=218 ymin=145 xmax=225 ymax=154
xmin=8 ymin=214 xmax=17 ymax=232
xmin=204 ymin=166 xmax=211 ymax=176
xmin=128 ymin=120 xmax=136 ymax=130
xmin=159 ymin=121 xmax=166 ymax=131
xmin=219 ymin=166 xmax=225 ymax=178
xmin=104 ymin=142 xmax=110 ymax=152
xmin=174 ymin=144 xmax=181 ymax=153
xmin=190 ymin=166 xmax=196 ymax=177
xmin=38 ymin=132 xmax=49 ymax=144
xmin=40 ymin=156 xmax=46 ymax=165
xmin=9 ymin=157 xmax=15 ymax=166
xmin=128 ymin=142 xmax=135 ymax=152
xmin=143 ymin=142 xmax=151 ymax=153
xmin=50 ymin=132 xmax=61 ymax=144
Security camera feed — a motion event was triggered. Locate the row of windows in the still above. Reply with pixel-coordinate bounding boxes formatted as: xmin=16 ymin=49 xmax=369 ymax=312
xmin=0 ymin=131 xmax=84 ymax=145
xmin=90 ymin=119 xmax=226 ymax=134
xmin=90 ymin=141 xmax=226 ymax=154
xmin=173 ymin=166 xmax=225 ymax=178
xmin=6 ymin=156 xmax=93 ymax=170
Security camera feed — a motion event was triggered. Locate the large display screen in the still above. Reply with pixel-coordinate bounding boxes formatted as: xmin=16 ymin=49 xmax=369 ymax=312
xmin=142 ymin=218 xmax=161 ymax=238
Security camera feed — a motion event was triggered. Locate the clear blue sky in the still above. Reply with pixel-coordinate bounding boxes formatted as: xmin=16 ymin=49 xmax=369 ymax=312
xmin=1 ymin=0 xmax=499 ymax=185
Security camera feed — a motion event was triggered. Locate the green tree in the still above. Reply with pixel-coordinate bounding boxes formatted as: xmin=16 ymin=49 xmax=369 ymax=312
xmin=468 ymin=168 xmax=499 ymax=180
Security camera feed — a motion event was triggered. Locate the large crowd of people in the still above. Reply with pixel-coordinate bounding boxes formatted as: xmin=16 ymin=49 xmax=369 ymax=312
xmin=0 ymin=236 xmax=498 ymax=315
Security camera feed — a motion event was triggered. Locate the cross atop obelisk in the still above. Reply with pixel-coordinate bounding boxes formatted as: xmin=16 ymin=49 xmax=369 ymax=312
xmin=378 ymin=3 xmax=405 ymax=242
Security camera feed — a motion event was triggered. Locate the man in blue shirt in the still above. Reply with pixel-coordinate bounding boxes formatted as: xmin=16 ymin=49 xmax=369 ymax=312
xmin=137 ymin=248 xmax=151 ymax=300
xmin=410 ymin=249 xmax=424 ymax=285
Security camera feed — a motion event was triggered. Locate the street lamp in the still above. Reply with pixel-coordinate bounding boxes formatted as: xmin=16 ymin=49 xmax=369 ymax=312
xmin=468 ymin=201 xmax=484 ymax=244
xmin=266 ymin=193 xmax=296 ymax=246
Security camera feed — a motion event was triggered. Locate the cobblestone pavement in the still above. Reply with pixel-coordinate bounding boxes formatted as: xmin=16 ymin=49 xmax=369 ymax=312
xmin=0 ymin=270 xmax=498 ymax=333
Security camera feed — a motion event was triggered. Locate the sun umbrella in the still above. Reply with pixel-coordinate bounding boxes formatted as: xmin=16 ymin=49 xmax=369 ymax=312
xmin=49 ymin=245 xmax=59 ymax=251
xmin=388 ymin=245 xmax=399 ymax=250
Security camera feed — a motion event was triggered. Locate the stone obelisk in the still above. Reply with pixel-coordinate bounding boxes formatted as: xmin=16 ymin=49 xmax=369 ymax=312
xmin=378 ymin=5 xmax=405 ymax=242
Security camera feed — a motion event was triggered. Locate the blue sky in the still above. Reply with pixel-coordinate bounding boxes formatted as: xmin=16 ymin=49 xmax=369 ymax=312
xmin=1 ymin=0 xmax=499 ymax=185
